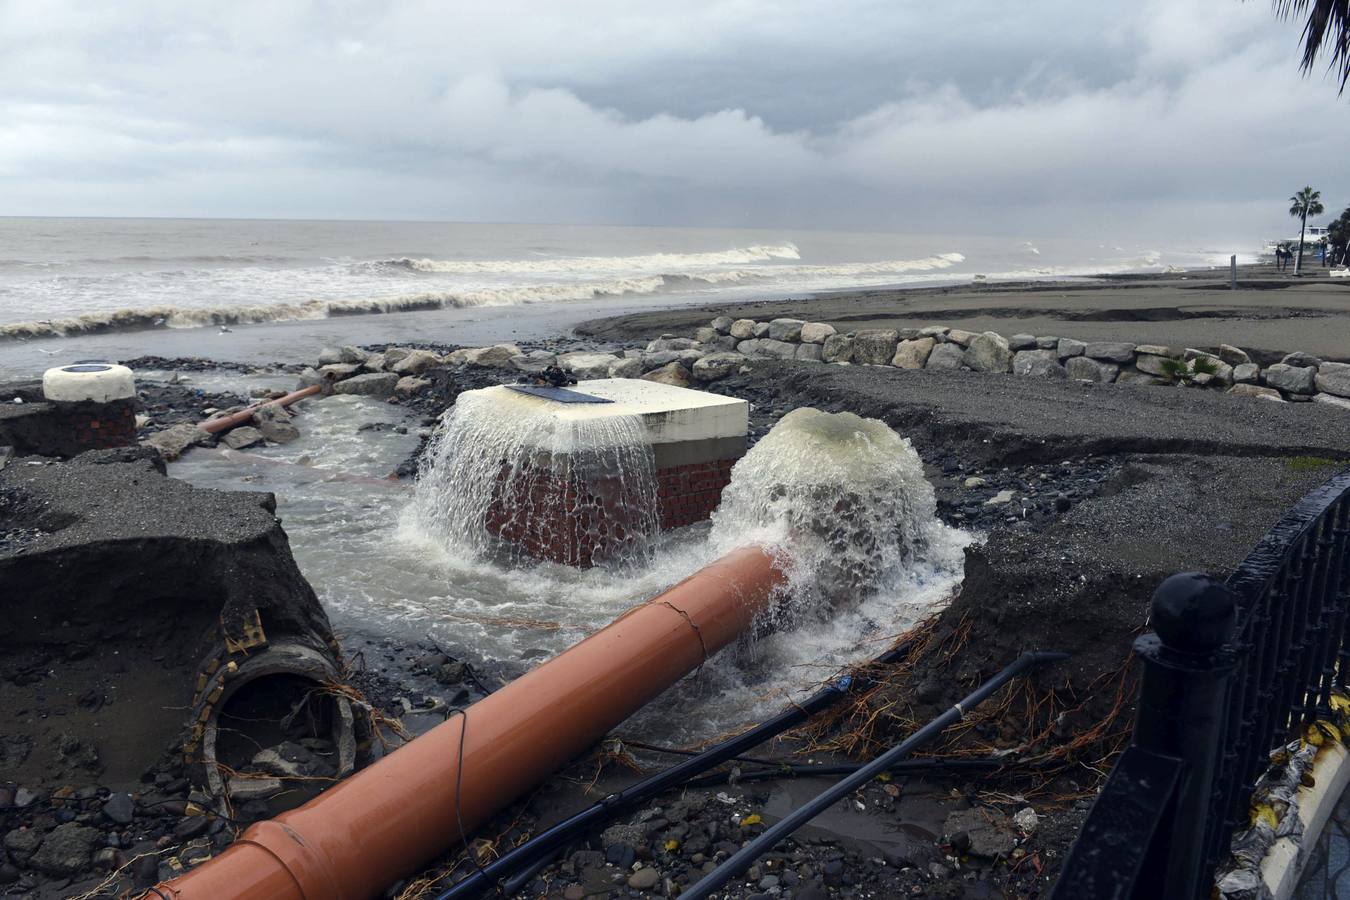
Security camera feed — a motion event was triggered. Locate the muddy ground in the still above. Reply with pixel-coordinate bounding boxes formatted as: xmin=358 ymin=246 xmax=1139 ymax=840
xmin=3 ymin=319 xmax=1350 ymax=898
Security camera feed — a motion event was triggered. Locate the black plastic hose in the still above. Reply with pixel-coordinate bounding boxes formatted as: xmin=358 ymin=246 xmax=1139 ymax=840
xmin=432 ymin=633 xmax=925 ymax=900
xmin=677 ymin=650 xmax=1069 ymax=900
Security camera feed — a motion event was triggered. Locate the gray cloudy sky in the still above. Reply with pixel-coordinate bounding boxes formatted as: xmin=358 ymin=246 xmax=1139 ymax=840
xmin=1 ymin=0 xmax=1346 ymax=240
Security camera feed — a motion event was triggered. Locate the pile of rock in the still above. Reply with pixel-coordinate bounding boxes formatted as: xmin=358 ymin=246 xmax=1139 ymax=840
xmin=665 ymin=317 xmax=1350 ymax=409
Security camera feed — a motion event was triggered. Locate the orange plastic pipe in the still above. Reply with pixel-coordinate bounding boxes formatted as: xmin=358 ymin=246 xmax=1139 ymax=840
xmin=199 ymin=384 xmax=323 ymax=434
xmin=152 ymin=545 xmax=784 ymax=900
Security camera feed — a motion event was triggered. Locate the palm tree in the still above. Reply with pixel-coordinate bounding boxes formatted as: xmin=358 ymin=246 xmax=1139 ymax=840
xmin=1273 ymin=1 xmax=1350 ymax=93
xmin=1289 ymin=186 xmax=1325 ymax=274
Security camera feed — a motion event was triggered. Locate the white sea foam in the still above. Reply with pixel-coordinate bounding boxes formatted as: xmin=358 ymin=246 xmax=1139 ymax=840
xmin=0 ymin=252 xmax=968 ymax=341
xmin=386 ymin=243 xmax=802 ymax=274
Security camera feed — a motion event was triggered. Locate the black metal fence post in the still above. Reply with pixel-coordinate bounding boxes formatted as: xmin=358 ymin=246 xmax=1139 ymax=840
xmin=1130 ymin=572 xmax=1239 ymax=900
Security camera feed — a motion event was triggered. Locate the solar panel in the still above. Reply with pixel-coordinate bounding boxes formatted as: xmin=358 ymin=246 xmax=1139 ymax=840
xmin=506 ymin=385 xmax=614 ymax=404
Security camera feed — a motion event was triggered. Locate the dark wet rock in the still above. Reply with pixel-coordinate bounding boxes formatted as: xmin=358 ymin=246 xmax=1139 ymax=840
xmin=102 ymin=792 xmax=134 ymax=825
xmin=30 ymin=823 xmax=99 ymax=876
xmin=173 ymin=816 xmax=210 ymax=841
xmin=253 ymin=405 xmax=300 ymax=443
xmin=605 ymin=842 xmax=636 ymax=869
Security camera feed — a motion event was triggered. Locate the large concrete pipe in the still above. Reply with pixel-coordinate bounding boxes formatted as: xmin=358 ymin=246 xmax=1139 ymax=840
xmin=152 ymin=545 xmax=784 ymax=900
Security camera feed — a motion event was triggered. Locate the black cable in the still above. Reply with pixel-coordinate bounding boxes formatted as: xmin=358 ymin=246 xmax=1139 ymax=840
xmin=447 ymin=708 xmax=507 ymax=897
xmin=433 ymin=631 xmax=928 ymax=900
xmin=677 ymin=651 xmax=1070 ymax=900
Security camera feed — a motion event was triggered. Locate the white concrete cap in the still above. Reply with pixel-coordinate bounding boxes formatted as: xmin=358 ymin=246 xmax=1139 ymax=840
xmin=42 ymin=363 xmax=137 ymax=403
xmin=467 ymin=380 xmax=747 ymax=446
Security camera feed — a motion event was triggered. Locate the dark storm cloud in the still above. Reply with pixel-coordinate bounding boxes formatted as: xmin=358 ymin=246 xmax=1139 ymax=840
xmin=0 ymin=0 xmax=1345 ymax=241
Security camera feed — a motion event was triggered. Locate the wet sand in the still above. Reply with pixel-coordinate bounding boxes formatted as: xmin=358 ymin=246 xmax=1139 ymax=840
xmin=579 ymin=266 xmax=1350 ymax=362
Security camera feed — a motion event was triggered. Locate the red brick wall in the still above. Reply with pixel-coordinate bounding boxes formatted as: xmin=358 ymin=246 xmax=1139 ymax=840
xmin=657 ymin=459 xmax=736 ymax=529
xmin=486 ymin=456 xmax=737 ymax=567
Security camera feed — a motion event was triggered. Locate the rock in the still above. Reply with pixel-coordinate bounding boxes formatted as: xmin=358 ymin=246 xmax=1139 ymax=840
xmin=646 ymin=337 xmax=699 ymax=352
xmin=892 ymin=337 xmax=936 ymax=369
xmin=752 ymin=322 xmax=771 ymax=338
xmin=628 ymin=867 xmax=660 ymax=890
xmin=964 ymin=476 xmax=987 ymax=488
xmin=394 ymin=376 xmax=431 ymax=397
xmin=252 ymin=405 xmax=300 ymax=444
xmin=918 ymin=325 xmax=949 ymax=338
xmin=1013 ymin=349 xmax=1067 ymax=379
xmin=0 ymin=863 xmax=17 ymax=884
xmin=945 ymin=328 xmax=976 ymax=347
xmin=102 ymin=793 xmax=134 ymax=825
xmin=510 ymin=351 xmax=558 ymax=375
xmin=944 ymin=808 xmax=1016 ymax=858
xmin=389 ymin=349 xmax=441 ymax=376
xmin=382 ymin=347 xmax=412 ymax=367
xmin=1228 ymin=384 xmax=1285 ymax=402
xmin=338 ymin=346 xmax=368 ymax=364
xmin=1134 ymin=354 xmax=1175 ymax=377
xmin=799 ymin=322 xmax=836 ymax=344
xmin=563 ymin=885 xmax=584 ymax=900
xmin=642 ymin=362 xmax=691 ymax=388
xmin=795 ymin=343 xmax=823 ymax=362
xmin=4 ymin=827 xmax=42 ymax=861
xmin=1315 ymin=362 xmax=1350 ymax=398
xmin=332 ymin=373 xmax=398 ymax=397
xmin=1084 ymin=341 xmax=1136 ymax=363
xmin=173 ymin=816 xmax=210 ymax=841
xmin=252 ymin=746 xmax=306 ymax=778
xmin=1035 ymin=335 xmax=1060 ymax=349
xmin=226 ymin=776 xmax=282 ymax=802
xmin=1283 ymin=351 xmax=1323 ymax=368
xmin=317 ymin=363 xmax=361 ymax=381
xmin=738 ymin=339 xmax=797 ymax=360
xmin=821 ymin=333 xmax=854 ymax=363
xmin=962 ymin=332 xmax=1013 ymax=373
xmin=984 ymin=489 xmax=1016 ymax=506
xmin=558 ymin=352 xmax=620 ymax=380
xmin=92 ymin=847 xmax=122 ymax=871
xmin=14 ymin=787 xmax=37 ymax=808
xmin=702 ymin=334 xmax=739 ymax=352
xmin=1135 ymin=343 xmax=1181 ymax=359
xmin=475 ymin=344 xmax=526 ymax=368
xmin=1056 ymin=338 xmax=1086 ymax=358
xmin=31 ymin=823 xmax=100 ymax=876
xmin=1264 ymin=363 xmax=1317 ymax=395
xmin=142 ymin=423 xmax=213 ymax=461
xmin=641 ymin=350 xmax=682 ymax=370
xmin=711 ymin=316 xmax=734 ymax=334
xmin=1219 ymin=344 xmax=1251 ymax=366
xmin=1065 ymin=356 xmax=1119 ymax=383
xmin=1233 ymin=363 xmax=1261 ymax=384
xmin=1014 ymin=807 xmax=1039 ymax=835
xmin=1314 ymin=393 xmax=1350 ymax=411
xmin=1008 ymin=333 xmax=1037 ymax=350
xmin=360 ymin=352 xmax=386 ymax=372
xmin=317 ymin=346 xmax=343 ymax=366
xmin=925 ymin=342 xmax=965 ymax=370
xmin=766 ymin=318 xmax=806 ymax=342
xmin=222 ymin=426 xmax=265 ymax=450
xmin=729 ymin=319 xmax=757 ymax=339
xmin=607 ymin=357 xmax=642 ymax=379
xmin=1210 ymin=360 xmax=1235 ymax=386
xmin=694 ymin=326 xmax=718 ymax=343
xmin=853 ymin=329 xmax=900 ymax=365
xmin=1117 ymin=371 xmax=1166 ymax=386
xmin=605 ymin=842 xmax=636 ymax=869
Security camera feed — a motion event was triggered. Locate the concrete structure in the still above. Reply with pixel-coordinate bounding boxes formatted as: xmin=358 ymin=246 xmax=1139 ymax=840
xmin=0 ymin=364 xmax=139 ymax=457
xmin=482 ymin=379 xmax=748 ymax=565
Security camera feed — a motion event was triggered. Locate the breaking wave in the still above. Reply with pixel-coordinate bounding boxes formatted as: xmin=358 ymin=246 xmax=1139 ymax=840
xmin=0 ymin=252 xmax=967 ymax=342
xmin=381 ymin=243 xmax=803 ymax=274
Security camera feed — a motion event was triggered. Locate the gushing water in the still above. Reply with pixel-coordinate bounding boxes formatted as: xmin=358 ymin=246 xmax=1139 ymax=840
xmin=411 ymin=388 xmax=660 ymax=567
xmin=696 ymin=406 xmax=964 ymax=651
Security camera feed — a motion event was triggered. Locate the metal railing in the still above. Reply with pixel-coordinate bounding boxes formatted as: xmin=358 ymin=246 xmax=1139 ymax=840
xmin=1053 ymin=468 xmax=1350 ymax=900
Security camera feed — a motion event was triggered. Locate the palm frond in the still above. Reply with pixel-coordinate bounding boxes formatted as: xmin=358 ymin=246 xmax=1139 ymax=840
xmin=1274 ymin=0 xmax=1350 ymax=92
